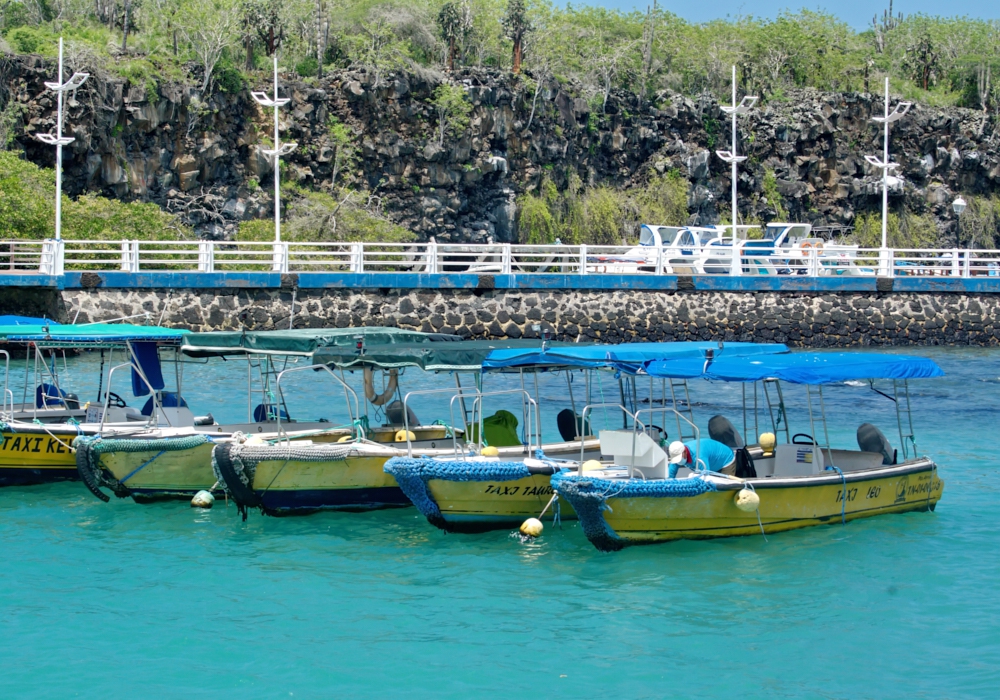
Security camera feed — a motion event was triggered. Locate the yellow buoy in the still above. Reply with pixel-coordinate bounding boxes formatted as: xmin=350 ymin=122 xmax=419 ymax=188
xmin=338 ymin=435 xmax=352 ymax=443
xmin=520 ymin=517 xmax=543 ymax=537
xmin=759 ymin=432 xmax=776 ymax=456
xmin=481 ymin=446 xmax=499 ymax=457
xmin=394 ymin=429 xmax=416 ymax=442
xmin=191 ymin=490 xmax=215 ymax=508
xmin=582 ymin=459 xmax=603 ymax=472
xmin=734 ymin=488 xmax=760 ymax=512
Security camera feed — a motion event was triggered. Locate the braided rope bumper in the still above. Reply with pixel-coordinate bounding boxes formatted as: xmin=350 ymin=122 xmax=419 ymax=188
xmin=551 ymin=472 xmax=717 ymax=552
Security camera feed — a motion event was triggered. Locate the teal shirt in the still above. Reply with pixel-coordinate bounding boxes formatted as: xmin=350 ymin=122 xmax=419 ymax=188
xmin=668 ymin=438 xmax=735 ymax=478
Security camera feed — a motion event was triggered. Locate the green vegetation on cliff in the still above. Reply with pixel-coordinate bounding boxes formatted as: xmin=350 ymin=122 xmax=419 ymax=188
xmin=2 ymin=1 xmax=1000 ymax=108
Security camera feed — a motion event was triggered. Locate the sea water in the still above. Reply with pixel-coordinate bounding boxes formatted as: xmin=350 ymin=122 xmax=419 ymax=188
xmin=0 ymin=346 xmax=997 ymax=698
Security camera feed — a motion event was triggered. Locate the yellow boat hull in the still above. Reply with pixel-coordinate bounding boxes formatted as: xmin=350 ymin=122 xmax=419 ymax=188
xmin=425 ymin=474 xmax=576 ymax=532
xmin=556 ymin=460 xmax=944 ymax=550
xmin=99 ymin=442 xmax=218 ymax=501
xmin=0 ymin=429 xmax=81 ymax=485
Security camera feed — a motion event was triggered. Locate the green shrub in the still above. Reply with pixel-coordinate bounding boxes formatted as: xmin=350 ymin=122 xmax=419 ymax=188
xmin=6 ymin=26 xmax=51 ymax=54
xmin=295 ymin=57 xmax=319 ymax=78
xmin=517 ymin=191 xmax=557 ymax=244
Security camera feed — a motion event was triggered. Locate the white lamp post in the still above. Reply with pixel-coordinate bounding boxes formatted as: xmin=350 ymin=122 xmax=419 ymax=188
xmin=715 ymin=65 xmax=757 ymax=276
xmin=953 ymin=196 xmax=967 ymax=247
xmin=251 ymin=55 xmax=296 ymax=269
xmin=864 ymin=77 xmax=911 ymax=276
xmin=35 ymin=38 xmax=89 ymax=241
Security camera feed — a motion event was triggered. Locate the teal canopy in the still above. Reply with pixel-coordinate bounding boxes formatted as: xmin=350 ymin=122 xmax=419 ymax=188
xmin=0 ymin=323 xmax=186 ymax=347
xmin=181 ymin=327 xmax=461 ymax=358
xmin=316 ymin=339 xmax=561 ymax=371
xmin=641 ymin=352 xmax=944 ymax=384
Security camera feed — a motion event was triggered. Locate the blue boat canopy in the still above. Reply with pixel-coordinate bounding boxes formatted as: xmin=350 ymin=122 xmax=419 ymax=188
xmin=641 ymin=351 xmax=944 ymax=384
xmin=482 ymin=341 xmax=788 ymax=372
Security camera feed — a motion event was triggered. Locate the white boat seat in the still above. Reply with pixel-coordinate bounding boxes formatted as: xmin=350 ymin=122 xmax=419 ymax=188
xmin=599 ymin=430 xmax=668 ymax=479
xmin=773 ymin=443 xmax=825 ymax=477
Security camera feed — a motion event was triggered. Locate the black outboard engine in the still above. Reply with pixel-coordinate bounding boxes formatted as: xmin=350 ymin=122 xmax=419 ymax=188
xmin=386 ymin=400 xmax=420 ymax=428
xmin=556 ymin=409 xmax=591 ymax=442
xmin=857 ymin=423 xmax=896 ymax=465
xmin=64 ymin=393 xmax=80 ymax=411
xmin=708 ymin=415 xmax=745 ymax=450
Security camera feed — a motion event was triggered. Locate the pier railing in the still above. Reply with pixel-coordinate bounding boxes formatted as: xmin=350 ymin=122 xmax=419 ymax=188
xmin=19 ymin=239 xmax=1000 ymax=278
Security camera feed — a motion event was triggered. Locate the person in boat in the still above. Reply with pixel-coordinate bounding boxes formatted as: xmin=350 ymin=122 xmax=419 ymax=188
xmin=667 ymin=439 xmax=735 ymax=478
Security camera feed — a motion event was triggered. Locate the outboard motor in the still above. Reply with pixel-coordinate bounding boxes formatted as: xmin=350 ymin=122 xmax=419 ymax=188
xmin=556 ymin=409 xmax=591 ymax=442
xmin=385 ymin=400 xmax=420 ymax=428
xmin=708 ymin=415 xmax=745 ymax=450
xmin=857 ymin=423 xmax=896 ymax=465
xmin=64 ymin=393 xmax=80 ymax=410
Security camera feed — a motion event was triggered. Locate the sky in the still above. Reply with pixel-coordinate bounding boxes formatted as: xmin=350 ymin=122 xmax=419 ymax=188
xmin=596 ymin=1 xmax=998 ymax=29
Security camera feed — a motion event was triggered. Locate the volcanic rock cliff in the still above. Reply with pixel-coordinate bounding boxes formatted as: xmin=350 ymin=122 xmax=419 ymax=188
xmin=4 ymin=53 xmax=997 ymax=243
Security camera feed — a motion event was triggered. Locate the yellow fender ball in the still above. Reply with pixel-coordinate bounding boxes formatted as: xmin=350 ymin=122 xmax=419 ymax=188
xmin=582 ymin=459 xmax=603 ymax=472
xmin=481 ymin=446 xmax=499 ymax=457
xmin=759 ymin=432 xmax=776 ymax=457
xmin=337 ymin=435 xmax=353 ymax=443
xmin=520 ymin=517 xmax=543 ymax=537
xmin=394 ymin=429 xmax=416 ymax=442
xmin=190 ymin=490 xmax=215 ymax=509
xmin=734 ymin=488 xmax=761 ymax=512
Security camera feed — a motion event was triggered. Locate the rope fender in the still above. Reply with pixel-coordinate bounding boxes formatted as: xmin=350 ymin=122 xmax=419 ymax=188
xmin=551 ymin=472 xmax=717 ymax=552
xmin=384 ymin=457 xmax=532 ymax=530
xmin=212 ymin=442 xmax=355 ymax=521
xmin=72 ymin=434 xmax=210 ymax=503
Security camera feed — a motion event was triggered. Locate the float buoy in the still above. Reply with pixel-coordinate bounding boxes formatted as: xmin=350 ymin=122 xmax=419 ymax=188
xmin=481 ymin=446 xmax=499 ymax=457
xmin=758 ymin=432 xmax=776 ymax=457
xmin=520 ymin=517 xmax=543 ymax=537
xmin=734 ymin=488 xmax=760 ymax=512
xmin=394 ymin=429 xmax=416 ymax=442
xmin=338 ymin=435 xmax=352 ymax=443
xmin=582 ymin=459 xmax=603 ymax=471
xmin=191 ymin=490 xmax=215 ymax=508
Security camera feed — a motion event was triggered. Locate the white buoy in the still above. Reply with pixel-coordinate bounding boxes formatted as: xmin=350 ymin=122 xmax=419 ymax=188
xmin=191 ymin=490 xmax=215 ymax=508
xmin=582 ymin=459 xmax=603 ymax=471
xmin=520 ymin=517 xmax=543 ymax=537
xmin=734 ymin=488 xmax=760 ymax=512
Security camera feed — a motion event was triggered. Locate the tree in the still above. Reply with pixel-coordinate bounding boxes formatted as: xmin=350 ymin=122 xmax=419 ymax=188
xmin=430 ymin=83 xmax=471 ymax=145
xmin=344 ymin=10 xmax=410 ymax=88
xmin=240 ymin=0 xmax=284 ymax=70
xmin=502 ymin=0 xmax=531 ymax=74
xmin=438 ymin=2 xmax=461 ymax=71
xmin=178 ymin=0 xmax=238 ymax=92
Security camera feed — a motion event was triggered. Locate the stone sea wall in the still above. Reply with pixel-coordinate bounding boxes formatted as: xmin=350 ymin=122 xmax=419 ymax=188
xmin=56 ymin=287 xmax=1000 ymax=346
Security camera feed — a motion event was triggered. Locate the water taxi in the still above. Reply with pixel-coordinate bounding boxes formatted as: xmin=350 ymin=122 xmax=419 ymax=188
xmin=382 ymin=341 xmax=790 ymax=532
xmin=74 ymin=327 xmax=456 ymax=503
xmin=551 ymin=351 xmax=944 ymax=551
xmin=0 ymin=321 xmax=189 ymax=486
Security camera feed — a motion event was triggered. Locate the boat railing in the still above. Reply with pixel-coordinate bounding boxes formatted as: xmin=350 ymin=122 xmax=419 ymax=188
xmin=577 ymin=403 xmax=646 ymax=472
xmin=99 ymin=362 xmax=159 ymax=433
xmin=468 ymin=389 xmax=541 ymax=457
xmin=633 ymin=407 xmax=701 ymax=479
xmin=273 ymin=363 xmax=362 ymax=443
xmin=14 ymin=239 xmax=1000 ymax=279
xmin=399 ymin=385 xmax=483 ymax=458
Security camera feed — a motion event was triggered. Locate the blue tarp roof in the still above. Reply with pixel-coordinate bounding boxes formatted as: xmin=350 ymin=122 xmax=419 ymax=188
xmin=0 ymin=315 xmax=59 ymax=326
xmin=481 ymin=341 xmax=789 ymax=371
xmin=641 ymin=352 xmax=944 ymax=384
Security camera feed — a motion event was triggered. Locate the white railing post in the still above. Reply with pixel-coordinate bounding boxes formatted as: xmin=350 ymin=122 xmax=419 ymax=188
xmin=501 ymin=243 xmax=512 ymax=274
xmin=39 ymin=239 xmax=55 ymax=275
xmin=198 ymin=241 xmax=214 ymax=273
xmin=729 ymin=239 xmax=741 ymax=276
xmin=131 ymin=240 xmax=141 ymax=272
xmin=579 ymin=245 xmax=587 ymax=275
xmin=655 ymin=245 xmax=663 ymax=275
xmin=887 ymin=248 xmax=895 ymax=278
xmin=427 ymin=240 xmax=438 ymax=274
xmin=951 ymin=248 xmax=959 ymax=277
xmin=272 ymin=242 xmax=288 ymax=273
xmin=351 ymin=242 xmax=364 ymax=273
xmin=809 ymin=247 xmax=819 ymax=277
xmin=119 ymin=240 xmax=130 ymax=271
xmin=963 ymin=251 xmax=971 ymax=278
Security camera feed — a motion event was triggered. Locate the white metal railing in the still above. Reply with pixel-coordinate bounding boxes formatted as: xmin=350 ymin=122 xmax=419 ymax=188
xmin=10 ymin=239 xmax=1000 ymax=279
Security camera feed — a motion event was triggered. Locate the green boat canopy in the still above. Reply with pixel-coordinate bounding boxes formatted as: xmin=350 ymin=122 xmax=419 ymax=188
xmin=181 ymin=327 xmax=461 ymax=358
xmin=316 ymin=339 xmax=569 ymax=372
xmin=0 ymin=323 xmax=187 ymax=348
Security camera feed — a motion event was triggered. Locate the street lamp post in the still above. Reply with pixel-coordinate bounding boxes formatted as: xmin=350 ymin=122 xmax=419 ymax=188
xmin=953 ymin=196 xmax=967 ymax=246
xmin=715 ymin=65 xmax=757 ymax=277
xmin=35 ymin=38 xmax=89 ymax=242
xmin=251 ymin=55 xmax=297 ymax=271
xmin=864 ymin=77 xmax=911 ymax=276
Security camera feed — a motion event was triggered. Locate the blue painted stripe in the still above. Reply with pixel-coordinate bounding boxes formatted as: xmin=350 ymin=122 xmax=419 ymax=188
xmin=4 ymin=271 xmax=1000 ymax=293
xmin=258 ymin=486 xmax=410 ymax=511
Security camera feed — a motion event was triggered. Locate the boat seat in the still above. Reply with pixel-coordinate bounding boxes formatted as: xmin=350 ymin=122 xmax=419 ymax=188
xmin=599 ymin=430 xmax=668 ymax=479
xmin=35 ymin=383 xmax=66 ymax=408
xmin=708 ymin=415 xmax=744 ymax=449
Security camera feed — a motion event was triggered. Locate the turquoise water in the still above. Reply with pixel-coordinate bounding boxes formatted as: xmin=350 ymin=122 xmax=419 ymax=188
xmin=1 ymin=346 xmax=997 ymax=698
